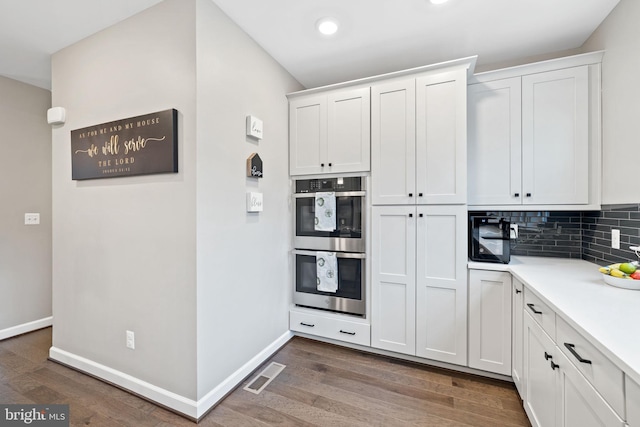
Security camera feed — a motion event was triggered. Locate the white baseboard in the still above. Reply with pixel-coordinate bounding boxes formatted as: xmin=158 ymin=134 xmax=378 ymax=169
xmin=49 ymin=330 xmax=294 ymax=419
xmin=195 ymin=330 xmax=293 ymax=419
xmin=0 ymin=316 xmax=53 ymax=341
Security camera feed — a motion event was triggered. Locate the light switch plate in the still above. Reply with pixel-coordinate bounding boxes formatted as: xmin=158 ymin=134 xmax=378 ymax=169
xmin=246 ymin=115 xmax=263 ymax=139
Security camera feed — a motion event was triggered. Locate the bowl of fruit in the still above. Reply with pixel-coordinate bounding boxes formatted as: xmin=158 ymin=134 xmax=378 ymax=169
xmin=599 ymin=262 xmax=640 ymax=290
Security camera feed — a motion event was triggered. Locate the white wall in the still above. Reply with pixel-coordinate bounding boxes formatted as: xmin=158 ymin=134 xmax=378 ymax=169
xmin=582 ymin=0 xmax=639 ymax=204
xmin=50 ymin=0 xmax=198 ymax=400
xmin=0 ymin=76 xmax=52 ymax=337
xmin=195 ymin=0 xmax=302 ymax=399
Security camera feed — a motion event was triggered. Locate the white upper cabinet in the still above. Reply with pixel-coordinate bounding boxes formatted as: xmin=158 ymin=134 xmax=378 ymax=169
xmin=371 ymin=79 xmax=416 ymax=205
xmin=415 ymin=69 xmax=467 ymax=205
xmin=372 ymin=66 xmax=468 ymax=205
xmin=521 ymin=67 xmax=589 ymax=205
xmin=468 ymin=52 xmax=602 ymax=210
xmin=289 ymin=87 xmax=370 ymax=175
xmin=468 ymin=77 xmax=522 ymax=205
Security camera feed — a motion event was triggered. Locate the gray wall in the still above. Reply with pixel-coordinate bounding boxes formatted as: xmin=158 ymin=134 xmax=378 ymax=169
xmin=0 ymin=76 xmax=52 ymax=334
xmin=50 ymin=0 xmax=301 ymax=407
xmin=582 ymin=0 xmax=639 ymax=204
xmin=194 ymin=0 xmax=302 ymax=399
xmin=51 ymin=0 xmax=198 ymax=399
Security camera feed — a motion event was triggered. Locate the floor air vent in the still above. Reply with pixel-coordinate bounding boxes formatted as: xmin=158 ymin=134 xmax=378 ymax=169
xmin=243 ymin=362 xmax=286 ymax=395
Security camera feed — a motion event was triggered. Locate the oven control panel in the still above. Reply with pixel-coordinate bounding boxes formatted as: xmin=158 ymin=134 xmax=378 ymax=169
xmin=295 ymin=177 xmax=362 ymax=193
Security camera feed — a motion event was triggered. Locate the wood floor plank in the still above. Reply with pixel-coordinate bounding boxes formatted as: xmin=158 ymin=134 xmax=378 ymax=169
xmin=278 ymin=344 xmax=512 ymax=411
xmin=0 ymin=329 xmax=530 ymax=426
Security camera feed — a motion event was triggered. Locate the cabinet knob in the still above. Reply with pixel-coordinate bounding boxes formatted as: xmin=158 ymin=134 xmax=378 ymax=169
xmin=544 ymin=352 xmax=553 ymax=360
xmin=408 ymin=193 xmax=413 ymax=197
xmin=328 ymin=163 xmax=332 ymax=167
xmin=514 ymin=193 xmax=520 ymax=197
xmin=409 ymin=213 xmax=413 ymax=218
xmin=320 ymin=163 xmax=325 ymax=167
xmin=418 ymin=193 xmax=423 ymax=197
xmin=419 ymin=213 xmax=423 ymax=218
xmin=550 ymin=361 xmax=560 ymax=370
xmin=515 ymin=288 xmax=522 ymax=294
xmin=526 ymin=193 xmax=532 ymax=197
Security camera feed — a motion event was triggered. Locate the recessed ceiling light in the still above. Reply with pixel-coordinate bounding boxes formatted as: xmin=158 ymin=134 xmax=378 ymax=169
xmin=316 ymin=17 xmax=339 ymax=36
xmin=430 ymin=0 xmax=450 ymax=4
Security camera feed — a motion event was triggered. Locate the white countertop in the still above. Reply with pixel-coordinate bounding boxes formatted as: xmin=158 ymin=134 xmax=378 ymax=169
xmin=469 ymin=256 xmax=640 ymax=385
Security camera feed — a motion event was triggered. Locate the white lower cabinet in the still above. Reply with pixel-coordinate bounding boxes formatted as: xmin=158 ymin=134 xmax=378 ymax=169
xmin=627 ymin=375 xmax=640 ymax=427
xmin=512 ymin=277 xmax=524 ymax=398
xmin=371 ymin=205 xmax=467 ymax=366
xmin=523 ymin=302 xmax=625 ymax=427
xmin=524 ymin=311 xmax=559 ymax=427
xmin=468 ymin=270 xmax=512 ymax=375
xmin=557 ymin=348 xmax=624 ymax=427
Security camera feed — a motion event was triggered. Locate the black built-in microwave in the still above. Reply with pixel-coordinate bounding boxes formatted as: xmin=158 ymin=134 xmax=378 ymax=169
xmin=469 ymin=215 xmax=511 ymax=264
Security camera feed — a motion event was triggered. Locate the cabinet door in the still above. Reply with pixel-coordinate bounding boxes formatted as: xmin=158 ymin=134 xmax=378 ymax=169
xmin=416 ymin=68 xmax=467 ymax=204
xmin=468 ymin=78 xmax=522 ymax=206
xmin=557 ymin=350 xmax=625 ymax=427
xmin=327 ymin=87 xmax=371 ymax=174
xmin=415 ymin=205 xmax=467 ymax=365
xmin=524 ymin=312 xmax=560 ymax=427
xmin=289 ymin=94 xmax=327 ymax=175
xmin=371 ymin=79 xmax=416 ymax=205
xmin=522 ymin=66 xmax=589 ymax=205
xmin=627 ymin=375 xmax=640 ymax=427
xmin=468 ymin=270 xmax=512 ymax=375
xmin=371 ymin=206 xmax=416 ymax=355
xmin=512 ymin=277 xmax=525 ymax=398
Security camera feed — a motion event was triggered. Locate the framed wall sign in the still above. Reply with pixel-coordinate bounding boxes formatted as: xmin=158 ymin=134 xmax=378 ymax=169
xmin=70 ymin=109 xmax=178 ymax=180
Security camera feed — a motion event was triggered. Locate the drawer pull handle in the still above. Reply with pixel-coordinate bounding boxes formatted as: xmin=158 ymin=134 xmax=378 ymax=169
xmin=515 ymin=288 xmax=522 ymax=294
xmin=564 ymin=343 xmax=592 ymax=364
xmin=300 ymin=322 xmax=315 ymax=328
xmin=550 ymin=361 xmax=560 ymax=370
xmin=514 ymin=193 xmax=520 ymax=197
xmin=527 ymin=303 xmax=542 ymax=315
xmin=526 ymin=193 xmax=532 ymax=197
xmin=339 ymin=330 xmax=356 ymax=336
xmin=544 ymin=352 xmax=553 ymax=360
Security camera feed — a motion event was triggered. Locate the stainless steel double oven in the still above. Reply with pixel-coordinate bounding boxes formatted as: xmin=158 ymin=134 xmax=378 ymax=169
xmin=293 ymin=176 xmax=366 ymax=316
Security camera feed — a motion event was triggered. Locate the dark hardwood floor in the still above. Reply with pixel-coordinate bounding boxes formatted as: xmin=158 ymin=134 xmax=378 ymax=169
xmin=0 ymin=328 xmax=530 ymax=426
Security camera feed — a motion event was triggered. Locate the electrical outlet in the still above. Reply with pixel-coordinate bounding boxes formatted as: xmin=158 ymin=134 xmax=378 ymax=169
xmin=612 ymin=229 xmax=621 ymax=249
xmin=24 ymin=213 xmax=40 ymax=225
xmin=126 ymin=330 xmax=135 ymax=350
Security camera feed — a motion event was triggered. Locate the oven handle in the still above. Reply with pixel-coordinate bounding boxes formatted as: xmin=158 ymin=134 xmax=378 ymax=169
xmin=293 ymin=249 xmax=366 ymax=259
xmin=294 ymin=191 xmax=366 ymax=198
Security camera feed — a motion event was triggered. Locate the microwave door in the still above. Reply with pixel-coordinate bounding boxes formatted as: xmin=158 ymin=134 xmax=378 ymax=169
xmin=479 ymin=227 xmax=504 ymax=256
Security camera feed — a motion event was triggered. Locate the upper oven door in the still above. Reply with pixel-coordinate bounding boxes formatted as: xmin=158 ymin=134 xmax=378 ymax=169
xmin=294 ymin=191 xmax=365 ymax=252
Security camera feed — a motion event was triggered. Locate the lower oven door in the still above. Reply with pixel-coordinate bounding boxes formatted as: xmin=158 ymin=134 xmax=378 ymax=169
xmin=293 ymin=249 xmax=365 ymax=316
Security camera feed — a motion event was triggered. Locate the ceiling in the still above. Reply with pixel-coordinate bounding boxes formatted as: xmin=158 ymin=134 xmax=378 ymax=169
xmin=0 ymin=0 xmax=620 ymax=91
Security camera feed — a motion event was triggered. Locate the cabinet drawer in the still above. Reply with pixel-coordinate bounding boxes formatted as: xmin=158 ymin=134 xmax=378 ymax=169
xmin=627 ymin=375 xmax=640 ymax=427
xmin=556 ymin=316 xmax=624 ymax=417
xmin=524 ymin=287 xmax=556 ymax=339
xmin=290 ymin=310 xmax=371 ymax=347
